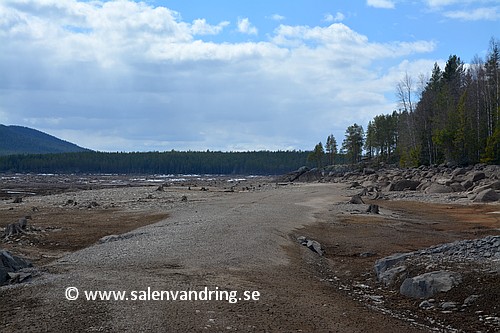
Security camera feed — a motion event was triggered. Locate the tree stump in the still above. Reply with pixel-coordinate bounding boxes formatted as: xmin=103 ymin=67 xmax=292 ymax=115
xmin=366 ymin=204 xmax=380 ymax=214
xmin=3 ymin=216 xmax=30 ymax=238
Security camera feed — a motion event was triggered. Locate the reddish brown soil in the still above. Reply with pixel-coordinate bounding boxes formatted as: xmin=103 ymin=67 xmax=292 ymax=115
xmin=297 ymin=199 xmax=500 ymax=332
xmin=1 ymin=205 xmax=168 ymax=265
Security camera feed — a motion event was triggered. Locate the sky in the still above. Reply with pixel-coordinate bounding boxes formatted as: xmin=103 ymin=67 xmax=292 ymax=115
xmin=0 ymin=0 xmax=499 ymax=152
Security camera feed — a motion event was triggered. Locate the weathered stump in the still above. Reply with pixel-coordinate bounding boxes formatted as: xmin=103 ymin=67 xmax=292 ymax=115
xmin=366 ymin=204 xmax=380 ymax=214
xmin=3 ymin=216 xmax=30 ymax=238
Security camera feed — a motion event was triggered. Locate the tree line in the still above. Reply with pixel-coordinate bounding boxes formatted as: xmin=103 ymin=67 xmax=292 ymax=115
xmin=310 ymin=37 xmax=500 ymax=167
xmin=0 ymin=150 xmax=313 ymax=175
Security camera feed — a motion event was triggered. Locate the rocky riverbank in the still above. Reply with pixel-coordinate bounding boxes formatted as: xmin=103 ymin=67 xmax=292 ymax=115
xmin=280 ymin=163 xmax=500 ymax=204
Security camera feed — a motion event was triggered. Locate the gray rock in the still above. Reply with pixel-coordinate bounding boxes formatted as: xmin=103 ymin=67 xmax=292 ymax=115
xmin=7 ymin=271 xmax=32 ymax=284
xmin=306 ymin=240 xmax=324 ymax=256
xmin=474 ymin=189 xmax=499 ymax=202
xmin=450 ymin=182 xmax=465 ymax=192
xmin=463 ymin=294 xmax=481 ymax=306
xmin=378 ymin=265 xmax=407 ymax=286
xmin=1 ymin=250 xmax=33 ymax=285
xmin=461 ymin=180 xmax=474 ymax=190
xmin=441 ymin=301 xmax=458 ymax=310
xmin=297 ymin=236 xmax=307 ymax=244
xmin=359 ymin=251 xmax=377 ymax=258
xmin=491 ymin=180 xmax=500 ymax=190
xmin=349 ymin=195 xmax=365 ymax=204
xmin=297 ymin=236 xmax=324 ymax=256
xmin=400 ymin=271 xmax=462 ymax=299
xmin=470 ymin=171 xmax=486 ymax=183
xmin=374 ymin=252 xmax=412 ymax=278
xmin=434 ymin=176 xmax=452 ymax=186
xmin=473 ymin=184 xmax=492 ymax=194
xmin=451 ymin=168 xmax=467 ymax=177
xmin=424 ymin=183 xmax=454 ymax=194
xmin=277 ymin=166 xmax=309 ymax=182
xmin=419 ymin=300 xmax=434 ymax=309
xmin=363 ymin=168 xmax=376 ymax=175
xmin=297 ymin=168 xmax=322 ymax=182
xmin=391 ymin=179 xmax=421 ymax=191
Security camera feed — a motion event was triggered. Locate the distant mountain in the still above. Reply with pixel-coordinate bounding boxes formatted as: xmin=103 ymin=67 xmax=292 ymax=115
xmin=0 ymin=124 xmax=91 ymax=155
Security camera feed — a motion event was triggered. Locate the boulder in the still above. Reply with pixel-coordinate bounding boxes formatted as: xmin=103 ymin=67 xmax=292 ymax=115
xmin=450 ymin=182 xmax=465 ymax=192
xmin=297 ymin=168 xmax=322 ymax=182
xmin=473 ymin=189 xmax=499 ymax=203
xmin=491 ymin=181 xmax=500 ymax=190
xmin=451 ymin=168 xmax=467 ymax=177
xmin=399 ymin=271 xmax=462 ymax=299
xmin=469 ymin=171 xmax=486 ymax=183
xmin=417 ymin=181 xmax=431 ymax=192
xmin=277 ymin=166 xmax=309 ymax=182
xmin=473 ymin=184 xmax=492 ymax=194
xmin=391 ymin=180 xmax=421 ymax=191
xmin=424 ymin=183 xmax=453 ymax=194
xmin=461 ymin=180 xmax=474 ymax=190
xmin=363 ymin=168 xmax=376 ymax=175
xmin=433 ymin=177 xmax=452 ymax=186
xmin=378 ymin=265 xmax=407 ymax=286
xmin=374 ymin=252 xmax=412 ymax=279
xmin=349 ymin=195 xmax=365 ymax=204
xmin=1 ymin=250 xmax=33 ymax=285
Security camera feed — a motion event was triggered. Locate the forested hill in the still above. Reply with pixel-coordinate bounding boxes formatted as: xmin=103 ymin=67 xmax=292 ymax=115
xmin=0 ymin=125 xmax=90 ymax=155
xmin=0 ymin=124 xmax=311 ymax=175
xmin=0 ymin=151 xmax=312 ymax=175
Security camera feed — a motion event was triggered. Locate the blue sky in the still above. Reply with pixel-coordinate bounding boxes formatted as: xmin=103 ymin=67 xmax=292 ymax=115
xmin=0 ymin=0 xmax=499 ymax=152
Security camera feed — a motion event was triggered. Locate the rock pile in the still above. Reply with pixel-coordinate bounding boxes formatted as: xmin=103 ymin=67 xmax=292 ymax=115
xmin=375 ymin=235 xmax=500 ymax=298
xmin=284 ymin=164 xmax=500 ymax=202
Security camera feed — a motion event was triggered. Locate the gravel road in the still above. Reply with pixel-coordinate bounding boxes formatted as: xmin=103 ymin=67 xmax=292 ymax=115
xmin=1 ymin=183 xmax=428 ymax=332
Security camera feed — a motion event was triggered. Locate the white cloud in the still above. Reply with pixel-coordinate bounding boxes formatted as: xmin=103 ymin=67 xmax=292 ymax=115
xmin=424 ymin=0 xmax=500 ymax=21
xmin=444 ymin=7 xmax=500 ymax=21
xmin=367 ymin=0 xmax=396 ymax=9
xmin=425 ymin=0 xmax=460 ymax=8
xmin=269 ymin=14 xmax=285 ymax=21
xmin=324 ymin=12 xmax=345 ymax=22
xmin=191 ymin=18 xmax=229 ymax=35
xmin=237 ymin=17 xmax=258 ymax=35
xmin=0 ymin=0 xmax=437 ymax=152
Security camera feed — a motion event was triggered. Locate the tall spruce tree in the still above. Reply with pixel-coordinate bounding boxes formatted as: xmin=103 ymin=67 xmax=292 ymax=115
xmin=342 ymin=124 xmax=364 ymax=164
xmin=325 ymin=134 xmax=338 ymax=165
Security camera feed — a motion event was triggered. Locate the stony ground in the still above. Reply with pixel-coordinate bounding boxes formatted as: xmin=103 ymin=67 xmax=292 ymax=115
xmin=0 ymin=173 xmax=499 ymax=332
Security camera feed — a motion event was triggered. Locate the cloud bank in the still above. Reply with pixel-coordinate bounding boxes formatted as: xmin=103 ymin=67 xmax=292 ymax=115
xmin=0 ymin=0 xmax=437 ymax=152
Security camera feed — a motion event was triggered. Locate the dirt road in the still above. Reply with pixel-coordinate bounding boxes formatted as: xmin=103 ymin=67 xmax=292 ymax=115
xmin=1 ymin=182 xmax=432 ymax=332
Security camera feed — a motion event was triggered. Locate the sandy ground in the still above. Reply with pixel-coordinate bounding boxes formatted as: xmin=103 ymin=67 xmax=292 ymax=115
xmin=1 ymin=176 xmax=499 ymax=332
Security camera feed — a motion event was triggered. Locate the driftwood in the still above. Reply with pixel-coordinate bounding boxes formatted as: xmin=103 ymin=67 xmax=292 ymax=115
xmin=3 ymin=216 xmax=30 ymax=238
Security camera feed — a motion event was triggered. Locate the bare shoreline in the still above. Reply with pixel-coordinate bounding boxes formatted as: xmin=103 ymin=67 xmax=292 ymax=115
xmin=1 ymin=174 xmax=499 ymax=332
